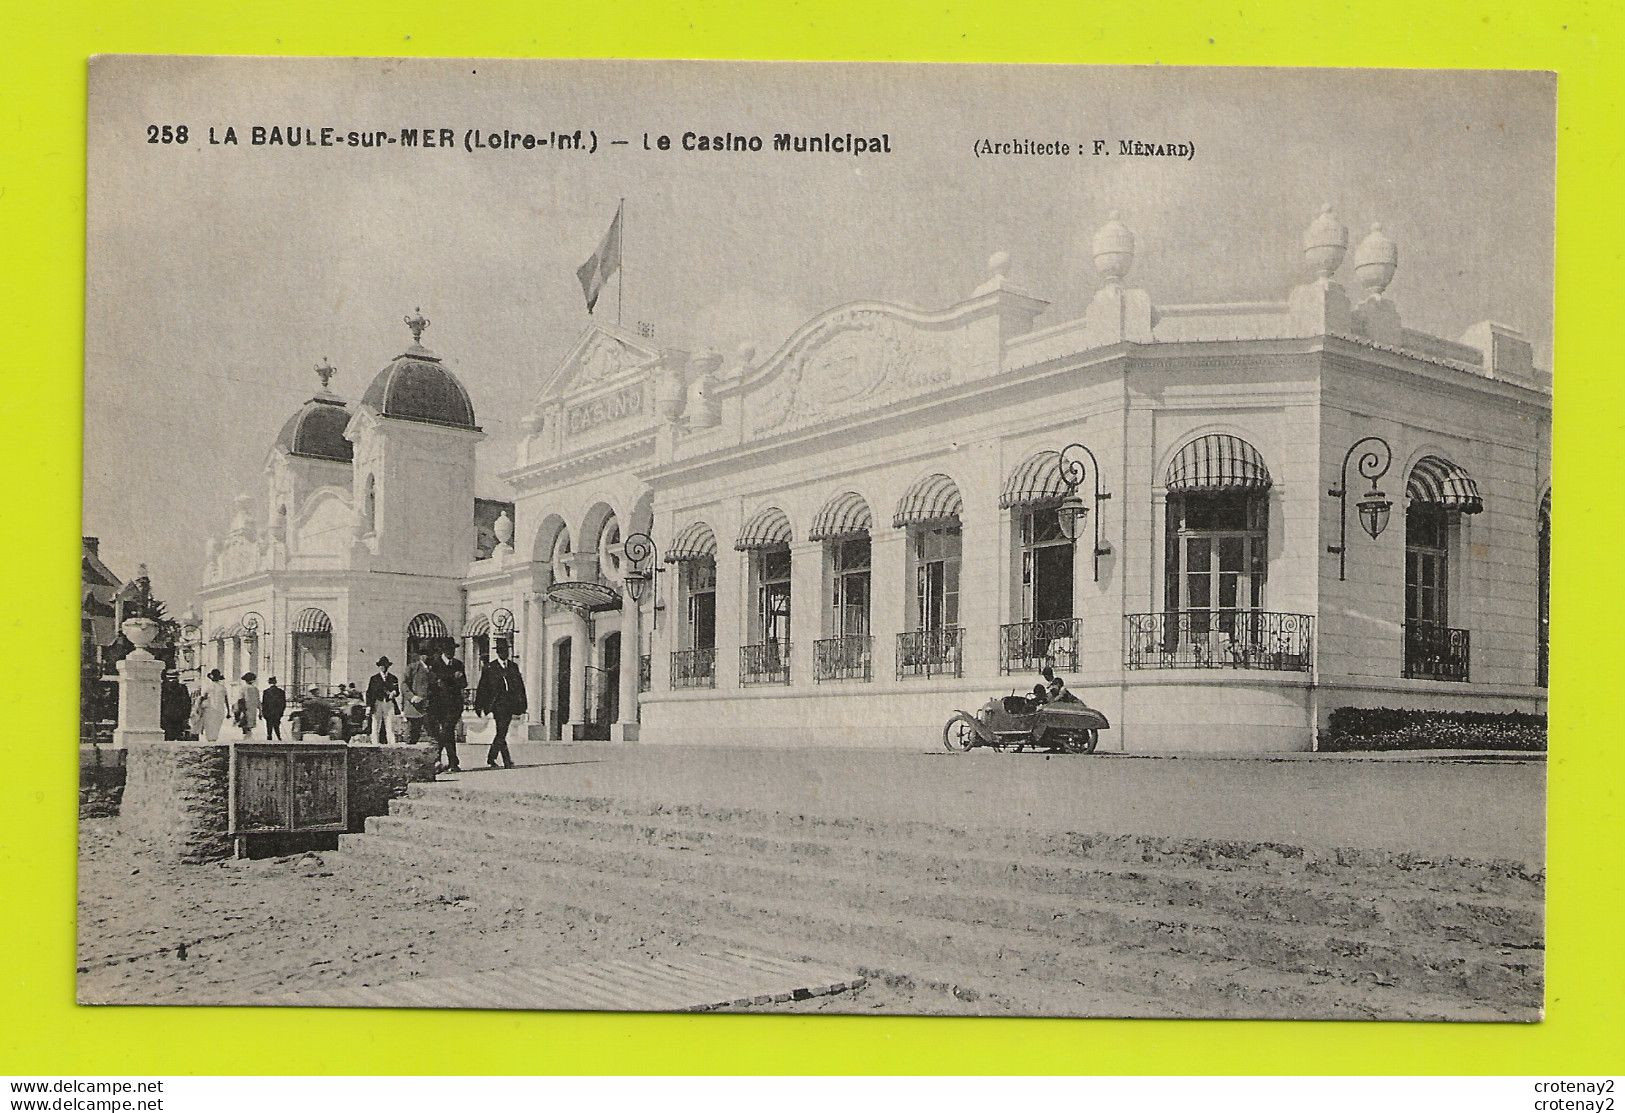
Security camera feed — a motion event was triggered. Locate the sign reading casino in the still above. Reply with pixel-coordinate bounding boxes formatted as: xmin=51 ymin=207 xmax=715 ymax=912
xmin=566 ymin=384 xmax=644 ymax=437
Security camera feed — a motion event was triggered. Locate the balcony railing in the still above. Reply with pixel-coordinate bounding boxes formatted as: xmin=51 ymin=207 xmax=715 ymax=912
xmin=1124 ymin=611 xmax=1314 ymax=672
xmin=1000 ymin=617 xmax=1081 ymax=675
xmin=897 ymin=626 xmax=963 ymax=680
xmin=670 ymin=647 xmax=717 ymax=690
xmin=1404 ymin=620 xmax=1470 ymax=682
xmin=814 ymin=635 xmax=872 ymax=682
xmin=740 ymin=641 xmax=791 ymax=686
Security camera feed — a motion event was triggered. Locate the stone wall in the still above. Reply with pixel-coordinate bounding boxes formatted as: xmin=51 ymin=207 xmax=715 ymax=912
xmin=346 ymin=744 xmax=437 ymax=831
xmin=120 ymin=742 xmax=437 ymax=864
xmin=121 ymin=743 xmax=232 ymax=863
xmin=78 ymin=746 xmax=127 ymax=818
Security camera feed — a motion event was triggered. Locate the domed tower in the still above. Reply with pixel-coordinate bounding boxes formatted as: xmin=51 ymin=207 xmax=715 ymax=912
xmin=347 ymin=309 xmax=485 ymax=577
xmin=266 ymin=360 xmax=353 ymax=550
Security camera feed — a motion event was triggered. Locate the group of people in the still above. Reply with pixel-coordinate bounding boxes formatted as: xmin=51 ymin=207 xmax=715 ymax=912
xmin=160 ymin=669 xmax=287 ymax=742
xmin=364 ymin=638 xmax=529 ymax=773
xmin=153 ymin=638 xmax=528 ymax=772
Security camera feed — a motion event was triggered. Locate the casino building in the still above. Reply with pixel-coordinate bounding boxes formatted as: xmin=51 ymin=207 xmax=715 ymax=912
xmin=196 ymin=207 xmax=1551 ymax=751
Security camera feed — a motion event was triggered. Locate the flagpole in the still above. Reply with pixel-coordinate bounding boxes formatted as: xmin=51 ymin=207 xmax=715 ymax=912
xmin=617 ymin=197 xmax=625 ymax=327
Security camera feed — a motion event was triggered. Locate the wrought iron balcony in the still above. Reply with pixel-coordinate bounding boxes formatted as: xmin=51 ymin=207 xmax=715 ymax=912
xmin=1124 ymin=611 xmax=1314 ymax=672
xmin=814 ymin=635 xmax=872 ymax=682
xmin=740 ymin=641 xmax=791 ymax=686
xmin=1403 ymin=620 xmax=1470 ymax=682
xmin=670 ymin=647 xmax=717 ymax=690
xmin=1000 ymin=617 xmax=1081 ymax=674
xmin=897 ymin=626 xmax=963 ymax=680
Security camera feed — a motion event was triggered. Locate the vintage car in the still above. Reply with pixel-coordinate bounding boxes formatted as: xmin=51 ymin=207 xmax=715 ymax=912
xmin=291 ymin=689 xmax=368 ymax=741
xmin=942 ymin=686 xmax=1110 ymax=754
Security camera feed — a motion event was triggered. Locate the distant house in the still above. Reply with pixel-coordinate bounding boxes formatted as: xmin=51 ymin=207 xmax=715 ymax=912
xmin=81 ymin=537 xmax=124 ymax=673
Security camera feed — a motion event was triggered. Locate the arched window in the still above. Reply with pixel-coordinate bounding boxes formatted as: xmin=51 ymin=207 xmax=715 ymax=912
xmin=735 ymin=506 xmax=793 ymax=684
xmin=1401 ymin=455 xmax=1481 ymax=681
xmin=667 ymin=521 xmax=719 ymax=689
xmin=893 ymin=474 xmax=964 ymax=679
xmin=1163 ymin=436 xmax=1271 ymax=653
xmin=809 ymin=492 xmax=874 ymax=681
xmin=1000 ymin=450 xmax=1079 ymax=673
xmin=290 ymin=607 xmax=333 ymax=694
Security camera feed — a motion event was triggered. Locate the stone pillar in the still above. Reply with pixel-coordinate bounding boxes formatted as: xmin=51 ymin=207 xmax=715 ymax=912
xmin=958 ymin=507 xmax=1000 ymax=678
xmin=567 ymin=607 xmax=590 ymax=740
xmin=869 ymin=529 xmax=908 ymax=683
xmin=613 ymin=591 xmax=642 ymax=741
xmin=111 ymin=649 xmax=165 ymax=749
xmin=788 ymin=539 xmax=823 ymax=686
xmin=715 ymin=549 xmax=744 ymax=691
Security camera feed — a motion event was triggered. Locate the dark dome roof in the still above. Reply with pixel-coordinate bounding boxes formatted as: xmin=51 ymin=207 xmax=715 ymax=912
xmin=275 ymin=396 xmax=353 ymax=462
xmin=361 ymin=346 xmax=477 ymax=430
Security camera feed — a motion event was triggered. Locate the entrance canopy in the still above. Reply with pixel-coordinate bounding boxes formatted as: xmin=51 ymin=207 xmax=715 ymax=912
xmin=809 ymin=491 xmax=873 ymax=541
xmin=1166 ymin=434 xmax=1272 ymax=493
xmin=1407 ymin=455 xmax=1484 ymax=514
xmin=892 ymin=473 xmax=963 ymax=528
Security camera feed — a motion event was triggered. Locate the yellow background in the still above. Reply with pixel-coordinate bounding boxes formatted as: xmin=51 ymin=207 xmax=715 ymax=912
xmin=3 ymin=0 xmax=1620 ymax=1076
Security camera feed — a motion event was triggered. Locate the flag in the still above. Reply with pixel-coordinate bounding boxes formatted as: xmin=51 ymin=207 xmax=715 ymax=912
xmin=576 ymin=203 xmax=623 ymax=314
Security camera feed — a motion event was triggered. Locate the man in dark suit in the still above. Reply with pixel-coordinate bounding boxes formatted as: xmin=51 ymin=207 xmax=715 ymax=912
xmin=473 ymin=641 xmax=527 ymax=769
xmin=160 ymin=671 xmax=193 ymax=741
xmin=260 ymin=676 xmax=287 ymax=740
xmin=403 ymin=647 xmax=435 ymax=745
xmin=365 ymin=656 xmax=401 ymax=744
xmin=429 ymin=638 xmax=467 ymax=772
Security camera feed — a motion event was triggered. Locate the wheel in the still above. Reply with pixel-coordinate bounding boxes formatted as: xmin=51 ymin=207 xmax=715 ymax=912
xmin=1059 ymin=729 xmax=1099 ymax=755
xmin=942 ymin=715 xmax=978 ymax=752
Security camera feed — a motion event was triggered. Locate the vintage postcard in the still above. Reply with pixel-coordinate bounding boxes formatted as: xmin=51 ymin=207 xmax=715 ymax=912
xmin=80 ymin=57 xmax=1552 ymax=1019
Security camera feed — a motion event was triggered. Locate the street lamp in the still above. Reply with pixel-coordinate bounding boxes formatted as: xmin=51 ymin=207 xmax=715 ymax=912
xmin=1056 ymin=443 xmax=1112 ymax=582
xmin=619 ymin=532 xmax=661 ymax=605
xmin=1327 ymin=435 xmax=1394 ymax=581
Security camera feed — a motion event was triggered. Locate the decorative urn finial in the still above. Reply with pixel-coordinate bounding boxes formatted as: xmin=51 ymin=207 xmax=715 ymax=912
xmin=493 ymin=510 xmax=515 ymax=548
xmin=314 ymin=358 xmax=337 ymax=391
xmin=1353 ymin=222 xmax=1398 ymax=299
xmin=1092 ymin=211 xmax=1135 ymax=285
xmin=987 ymin=250 xmax=1011 ymax=280
xmin=405 ymin=307 xmax=430 ymax=345
xmin=1303 ymin=203 xmax=1348 ymax=281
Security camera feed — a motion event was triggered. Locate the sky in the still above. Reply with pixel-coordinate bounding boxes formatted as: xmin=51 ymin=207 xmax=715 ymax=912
xmin=83 ymin=59 xmax=1555 ymax=609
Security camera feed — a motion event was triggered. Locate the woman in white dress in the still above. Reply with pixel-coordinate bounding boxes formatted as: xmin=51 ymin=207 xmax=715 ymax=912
xmin=196 ymin=668 xmax=229 ymax=742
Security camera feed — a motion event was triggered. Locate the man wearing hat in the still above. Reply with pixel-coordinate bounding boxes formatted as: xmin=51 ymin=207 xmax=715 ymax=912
xmin=160 ymin=670 xmax=193 ymax=741
xmin=261 ymin=676 xmax=287 ymax=740
xmin=365 ymin=656 xmax=401 ymax=744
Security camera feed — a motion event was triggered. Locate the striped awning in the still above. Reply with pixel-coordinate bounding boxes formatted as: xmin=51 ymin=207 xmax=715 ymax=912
xmin=291 ymin=607 xmax=331 ymax=634
xmin=208 ymin=624 xmax=228 ymax=640
xmin=406 ymin=612 xmax=450 ymax=639
xmin=1166 ymin=434 xmax=1272 ymax=493
xmin=735 ymin=506 xmax=793 ymax=551
xmin=892 ymin=473 xmax=963 ymax=528
xmin=999 ymin=451 xmax=1069 ymax=509
xmin=463 ymin=612 xmax=491 ymax=637
xmin=666 ymin=520 xmax=719 ymax=563
xmin=809 ymin=492 xmax=874 ymax=541
xmin=1407 ymin=455 xmax=1484 ymax=514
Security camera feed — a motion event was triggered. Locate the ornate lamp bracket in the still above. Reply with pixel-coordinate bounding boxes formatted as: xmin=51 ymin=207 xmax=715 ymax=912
xmin=1057 ymin=443 xmax=1113 ymax=583
xmin=1327 ymin=435 xmax=1394 ymax=581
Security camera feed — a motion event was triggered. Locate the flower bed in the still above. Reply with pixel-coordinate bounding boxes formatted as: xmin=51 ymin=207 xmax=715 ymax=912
xmin=1320 ymin=706 xmax=1547 ymax=752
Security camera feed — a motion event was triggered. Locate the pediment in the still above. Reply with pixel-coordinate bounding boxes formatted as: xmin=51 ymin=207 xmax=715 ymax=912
xmin=541 ymin=325 xmax=661 ymax=402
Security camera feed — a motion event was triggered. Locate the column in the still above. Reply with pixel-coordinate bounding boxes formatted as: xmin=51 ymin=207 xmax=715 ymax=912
xmin=958 ymin=507 xmax=1001 ymax=678
xmin=715 ymin=549 xmax=745 ymax=691
xmin=567 ymin=607 xmax=590 ymax=740
xmin=522 ymin=592 xmax=545 ymax=740
xmin=788 ymin=539 xmax=823 ymax=685
xmin=870 ymin=529 xmax=908 ymax=682
xmin=613 ymin=590 xmax=642 ymax=741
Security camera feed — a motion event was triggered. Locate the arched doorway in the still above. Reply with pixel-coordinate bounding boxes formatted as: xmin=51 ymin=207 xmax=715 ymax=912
xmin=551 ymin=636 xmax=572 ymax=739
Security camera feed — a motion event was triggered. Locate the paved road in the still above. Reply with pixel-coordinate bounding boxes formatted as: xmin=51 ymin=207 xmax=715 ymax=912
xmin=438 ymin=741 xmax=1545 ymax=866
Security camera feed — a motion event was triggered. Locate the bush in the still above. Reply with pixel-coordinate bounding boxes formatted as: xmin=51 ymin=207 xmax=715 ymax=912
xmin=1320 ymin=706 xmax=1547 ymax=752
